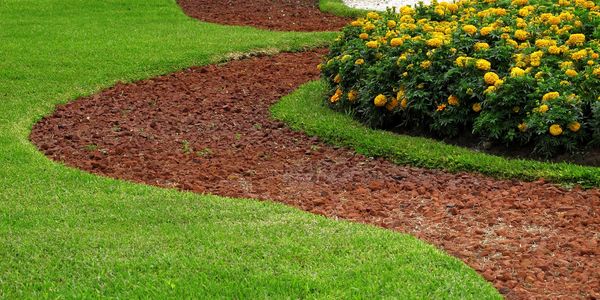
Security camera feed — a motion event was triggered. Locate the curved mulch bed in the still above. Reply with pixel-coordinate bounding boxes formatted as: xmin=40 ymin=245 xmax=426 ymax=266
xmin=176 ymin=0 xmax=350 ymax=31
xmin=31 ymin=50 xmax=600 ymax=299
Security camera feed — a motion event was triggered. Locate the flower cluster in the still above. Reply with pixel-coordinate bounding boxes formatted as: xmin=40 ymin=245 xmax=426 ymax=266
xmin=320 ymin=0 xmax=600 ymax=156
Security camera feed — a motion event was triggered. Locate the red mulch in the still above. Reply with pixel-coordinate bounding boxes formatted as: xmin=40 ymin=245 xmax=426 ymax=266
xmin=176 ymin=0 xmax=350 ymax=31
xmin=30 ymin=50 xmax=600 ymax=299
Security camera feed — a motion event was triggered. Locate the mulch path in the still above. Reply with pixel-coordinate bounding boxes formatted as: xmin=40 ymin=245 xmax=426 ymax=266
xmin=31 ymin=50 xmax=600 ymax=299
xmin=176 ymin=0 xmax=350 ymax=31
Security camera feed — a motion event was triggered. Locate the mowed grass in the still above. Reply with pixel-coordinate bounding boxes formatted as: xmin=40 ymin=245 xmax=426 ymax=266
xmin=0 ymin=0 xmax=500 ymax=298
xmin=272 ymin=80 xmax=600 ymax=188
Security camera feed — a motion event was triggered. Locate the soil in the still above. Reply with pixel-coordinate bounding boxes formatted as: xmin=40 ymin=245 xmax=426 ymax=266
xmin=176 ymin=0 xmax=350 ymax=31
xmin=31 ymin=50 xmax=600 ymax=299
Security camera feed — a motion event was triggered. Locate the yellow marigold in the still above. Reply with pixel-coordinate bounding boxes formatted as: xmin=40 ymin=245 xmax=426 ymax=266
xmin=571 ymin=49 xmax=588 ymax=60
xmin=386 ymin=98 xmax=399 ymax=111
xmin=474 ymin=42 xmax=490 ymax=51
xmin=472 ymin=103 xmax=482 ymax=112
xmin=511 ymin=67 xmax=526 ymax=77
xmin=542 ymin=91 xmax=560 ymax=101
xmin=588 ymin=60 xmax=595 ymax=66
xmin=330 ymin=89 xmax=343 ymax=103
xmin=480 ymin=26 xmax=494 ymax=36
xmin=374 ymin=94 xmax=387 ymax=107
xmin=593 ymin=68 xmax=600 ymax=76
xmin=455 ymin=56 xmax=468 ymax=67
xmin=334 ymin=74 xmax=342 ymax=83
xmin=548 ymin=16 xmax=561 ymax=25
xmin=514 ymin=29 xmax=529 ymax=41
xmin=494 ymin=79 xmax=504 ymax=87
xmin=348 ymin=90 xmax=358 ymax=102
xmin=448 ymin=95 xmax=460 ymax=106
xmin=548 ymin=45 xmax=561 ymax=54
xmin=367 ymin=12 xmax=380 ymax=19
xmin=363 ymin=23 xmax=376 ymax=31
xmin=518 ymin=122 xmax=528 ymax=132
xmin=426 ymin=38 xmax=443 ymax=48
xmin=484 ymin=72 xmax=500 ymax=85
xmin=567 ymin=33 xmax=586 ymax=46
xmin=535 ymin=39 xmax=556 ymax=48
xmin=359 ymin=33 xmax=369 ymax=40
xmin=565 ymin=69 xmax=578 ymax=77
xmin=518 ymin=7 xmax=530 ymax=16
xmin=400 ymin=6 xmax=414 ymax=15
xmin=355 ymin=58 xmax=365 ymax=65
xmin=447 ymin=3 xmax=459 ymax=12
xmin=538 ymin=104 xmax=549 ymax=113
xmin=535 ymin=71 xmax=544 ymax=79
xmin=400 ymin=98 xmax=408 ymax=108
xmin=437 ymin=103 xmax=447 ymax=111
xmin=549 ymin=124 xmax=563 ymax=136
xmin=366 ymin=41 xmax=379 ymax=48
xmin=387 ymin=20 xmax=397 ymax=28
xmin=390 ymin=38 xmax=404 ymax=47
xmin=512 ymin=0 xmax=528 ymax=5
xmin=568 ymin=121 xmax=581 ymax=132
xmin=475 ymin=59 xmax=491 ymax=71
xmin=421 ymin=60 xmax=432 ymax=69
xmin=463 ymin=25 xmax=478 ymax=35
xmin=484 ymin=86 xmax=496 ymax=94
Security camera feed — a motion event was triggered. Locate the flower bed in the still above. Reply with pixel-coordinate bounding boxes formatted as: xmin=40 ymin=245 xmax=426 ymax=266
xmin=320 ymin=0 xmax=600 ymax=156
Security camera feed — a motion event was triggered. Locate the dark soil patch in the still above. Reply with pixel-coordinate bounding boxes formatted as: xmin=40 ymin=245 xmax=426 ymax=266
xmin=31 ymin=50 xmax=600 ymax=299
xmin=176 ymin=0 xmax=350 ymax=31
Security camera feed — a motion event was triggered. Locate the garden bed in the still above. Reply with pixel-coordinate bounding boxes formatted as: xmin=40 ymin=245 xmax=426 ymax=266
xmin=31 ymin=50 xmax=600 ymax=299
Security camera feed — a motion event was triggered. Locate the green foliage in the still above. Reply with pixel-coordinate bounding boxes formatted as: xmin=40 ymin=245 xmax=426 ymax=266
xmin=320 ymin=0 xmax=600 ymax=157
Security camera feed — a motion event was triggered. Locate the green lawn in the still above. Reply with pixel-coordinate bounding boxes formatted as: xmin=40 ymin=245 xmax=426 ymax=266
xmin=0 ymin=0 xmax=500 ymax=298
xmin=273 ymin=81 xmax=600 ymax=188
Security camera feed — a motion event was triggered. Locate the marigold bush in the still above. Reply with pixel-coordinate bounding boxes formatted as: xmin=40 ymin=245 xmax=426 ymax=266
xmin=320 ymin=0 xmax=600 ymax=156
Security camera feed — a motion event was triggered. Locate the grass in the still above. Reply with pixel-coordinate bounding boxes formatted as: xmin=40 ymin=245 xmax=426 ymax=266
xmin=272 ymin=80 xmax=600 ymax=188
xmin=319 ymin=0 xmax=369 ymax=18
xmin=0 ymin=0 xmax=500 ymax=298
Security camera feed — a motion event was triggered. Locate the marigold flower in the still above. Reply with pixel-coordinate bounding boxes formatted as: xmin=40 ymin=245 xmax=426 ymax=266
xmin=475 ymin=59 xmax=491 ymax=71
xmin=367 ymin=12 xmax=380 ymax=19
xmin=480 ymin=26 xmax=493 ymax=36
xmin=542 ymin=92 xmax=560 ymax=101
xmin=518 ymin=122 xmax=528 ymax=132
xmin=484 ymin=72 xmax=500 ymax=85
xmin=568 ymin=121 xmax=581 ymax=132
xmin=511 ymin=67 xmax=526 ymax=77
xmin=426 ymin=38 xmax=443 ymax=48
xmin=387 ymin=20 xmax=397 ymax=28
xmin=549 ymin=124 xmax=563 ymax=136
xmin=355 ymin=58 xmax=364 ymax=65
xmin=437 ymin=103 xmax=447 ymax=111
xmin=567 ymin=33 xmax=585 ymax=46
xmin=366 ymin=41 xmax=379 ymax=48
xmin=565 ymin=69 xmax=578 ymax=77
xmin=462 ymin=25 xmax=477 ymax=35
xmin=359 ymin=33 xmax=369 ymax=40
xmin=514 ymin=29 xmax=529 ymax=41
xmin=386 ymin=98 xmax=399 ymax=110
xmin=390 ymin=38 xmax=403 ymax=47
xmin=448 ymin=95 xmax=459 ymax=106
xmin=374 ymin=94 xmax=387 ymax=107
xmin=420 ymin=60 xmax=432 ymax=69
xmin=330 ymin=89 xmax=343 ymax=103
xmin=474 ymin=42 xmax=490 ymax=51
xmin=400 ymin=98 xmax=408 ymax=108
xmin=538 ymin=104 xmax=549 ymax=113
xmin=548 ymin=46 xmax=561 ymax=54
xmin=472 ymin=103 xmax=482 ymax=112
xmin=348 ymin=90 xmax=358 ymax=102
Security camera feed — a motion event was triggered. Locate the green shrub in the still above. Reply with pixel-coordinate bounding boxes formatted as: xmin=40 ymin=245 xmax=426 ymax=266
xmin=320 ymin=0 xmax=600 ymax=157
